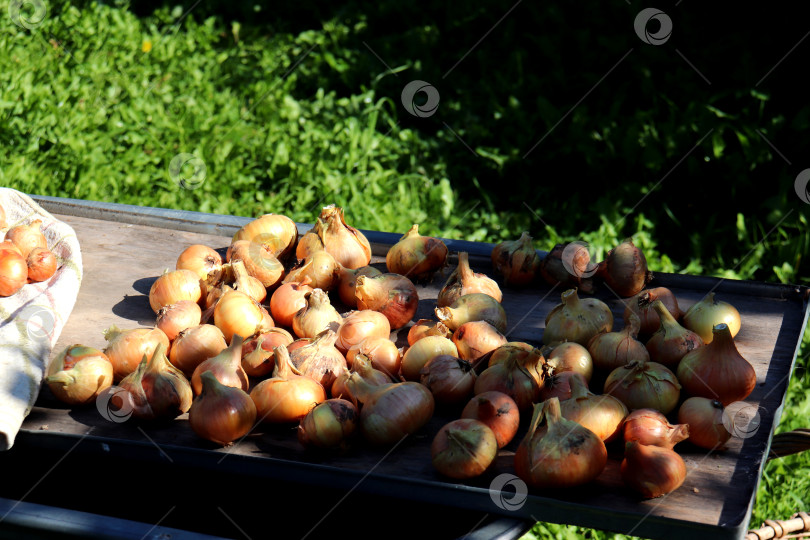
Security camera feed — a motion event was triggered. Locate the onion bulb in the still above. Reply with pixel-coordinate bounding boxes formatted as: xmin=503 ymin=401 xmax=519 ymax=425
xmin=335 ymin=310 xmax=390 ymax=354
xmin=45 ymin=345 xmax=114 ymax=405
xmin=539 ymin=371 xmax=586 ymax=402
xmin=515 ymin=398 xmax=607 ymax=488
xmin=452 ymin=321 xmax=507 ymax=364
xmin=587 ymin=312 xmax=649 ymax=372
xmin=385 ymin=224 xmax=448 ymax=281
xmin=645 ymin=300 xmax=704 ymax=369
xmin=682 ymin=293 xmax=742 ymax=343
xmin=149 ymin=269 xmax=202 ymax=313
xmin=678 ymin=397 xmax=731 ymax=449
xmin=346 ymin=373 xmax=435 ymax=445
xmin=283 ymin=250 xmax=341 ymax=292
xmin=232 ymin=213 xmax=298 ymax=261
xmin=227 ymin=240 xmax=284 ymax=289
xmin=676 ymin=323 xmax=756 ymax=405
xmin=117 ymin=343 xmax=193 ymax=421
xmin=598 ymin=239 xmax=652 ymax=297
xmin=475 ymin=347 xmax=545 ymax=411
xmin=176 ymin=244 xmax=222 ymax=281
xmin=438 ymin=252 xmax=502 ymax=307
xmin=5 ymin=219 xmax=47 ymax=259
xmin=213 ymin=288 xmax=266 ymax=343
xmin=103 ymin=325 xmax=171 ymax=381
xmin=546 ymin=342 xmax=593 ymax=382
xmin=401 ymin=335 xmax=458 ymax=381
xmin=621 ymin=441 xmax=686 ymax=498
xmin=156 ymin=301 xmax=202 ymax=341
xmin=168 ymin=324 xmax=227 ymax=377
xmin=191 ymin=335 xmax=248 ymax=394
xmin=292 ymin=289 xmax=342 ymax=339
xmin=623 ymin=409 xmax=689 ymax=449
xmin=250 ymin=346 xmax=326 ymax=423
xmin=345 ymin=337 xmax=401 ymax=378
xmin=431 ymin=419 xmax=498 ymax=479
xmin=435 ymin=293 xmax=507 ymax=333
xmin=229 ymin=259 xmax=267 ymax=303
xmin=604 ymin=360 xmax=681 ymax=414
xmin=26 ymin=247 xmax=57 ymax=283
xmin=296 ymin=205 xmax=372 ymax=269
xmin=0 ymin=249 xmax=27 ymax=296
xmin=407 ymin=319 xmax=451 ymax=345
xmin=486 ymin=342 xmax=542 ymax=369
xmin=539 ymin=242 xmax=596 ymax=293
xmin=491 ymin=232 xmax=541 ymax=287
xmin=270 ymin=277 xmax=314 ymax=328
xmin=241 ymin=328 xmax=293 ymax=377
xmin=543 ymin=288 xmax=613 ymax=346
xmin=289 ymin=329 xmax=347 ymax=389
xmin=356 ymin=273 xmax=418 ymax=329
xmin=189 ymin=371 xmax=257 ymax=446
xmin=298 ymin=398 xmax=359 ymax=450
xmin=331 ymin=353 xmax=391 ymax=402
xmin=560 ymin=376 xmax=628 ymax=442
xmin=420 ymin=355 xmax=476 ymax=405
xmin=624 ymin=287 xmax=681 ymax=338
xmin=461 ymin=391 xmax=520 ymax=448
xmin=338 ymin=265 xmax=382 ymax=308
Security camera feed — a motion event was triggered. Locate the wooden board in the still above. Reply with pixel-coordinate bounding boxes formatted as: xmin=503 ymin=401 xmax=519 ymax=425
xmin=15 ymin=211 xmax=810 ymax=540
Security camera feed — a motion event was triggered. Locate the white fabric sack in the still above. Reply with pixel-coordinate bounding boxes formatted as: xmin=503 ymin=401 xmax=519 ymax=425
xmin=0 ymin=188 xmax=82 ymax=450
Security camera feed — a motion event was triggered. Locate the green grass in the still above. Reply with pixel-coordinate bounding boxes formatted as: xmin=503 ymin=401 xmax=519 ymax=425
xmin=1 ymin=1 xmax=808 ymax=537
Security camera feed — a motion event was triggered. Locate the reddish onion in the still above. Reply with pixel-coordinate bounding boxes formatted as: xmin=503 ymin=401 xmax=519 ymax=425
xmin=169 ymin=324 xmax=227 ymax=377
xmin=156 ymin=300 xmax=202 ymax=341
xmin=431 ymin=419 xmax=498 ymax=479
xmin=250 ymin=346 xmax=326 ymax=423
xmin=623 ymin=408 xmax=689 ymax=449
xmin=0 ymin=249 xmax=27 ymax=296
xmin=335 ymin=310 xmax=390 ymax=354
xmin=598 ymin=239 xmax=652 ymax=297
xmin=621 ymin=441 xmax=686 ymax=498
xmin=420 ymin=355 xmax=477 ymax=405
xmin=452 ymin=321 xmax=507 ymax=364
xmin=298 ymin=398 xmax=359 ymax=450
xmin=270 ymin=277 xmax=314 ymax=328
xmin=678 ymin=397 xmax=731 ymax=449
xmin=176 ymin=244 xmax=223 ymax=281
xmin=356 ymin=273 xmax=419 ymax=329
xmin=461 ymin=391 xmax=520 ymax=448
xmin=624 ymin=287 xmax=681 ymax=337
xmin=26 ymin=247 xmax=57 ymax=283
xmin=103 ymin=325 xmax=171 ymax=381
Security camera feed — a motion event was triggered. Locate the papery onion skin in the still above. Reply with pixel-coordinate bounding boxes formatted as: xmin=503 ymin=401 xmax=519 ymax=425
xmin=356 ymin=273 xmax=419 ymax=330
xmin=190 ymin=371 xmax=257 ymax=446
xmin=401 ymin=336 xmax=458 ymax=381
xmin=645 ymin=300 xmax=704 ymax=370
xmin=539 ymin=242 xmax=596 ymax=293
xmin=682 ymin=293 xmax=742 ymax=343
xmin=678 ymin=397 xmax=731 ymax=450
xmin=149 ymin=269 xmax=202 ymax=313
xmin=435 ymin=293 xmax=507 ymax=333
xmin=624 ymin=288 xmax=681 ymax=338
xmin=461 ymin=391 xmax=520 ymax=448
xmin=385 ymin=224 xmax=448 ymax=281
xmin=289 ymin=329 xmax=348 ymax=390
xmin=45 ymin=346 xmax=114 ymax=405
xmin=604 ymin=360 xmax=681 ymax=414
xmin=452 ymin=321 xmax=508 ymax=364
xmin=298 ymin=398 xmax=359 ymax=450
xmin=227 ymin=240 xmax=284 ymax=289
xmin=346 ymin=373 xmax=435 ymax=445
xmin=0 ymin=249 xmax=27 ymax=296
xmin=543 ymin=288 xmax=613 ymax=346
xmin=331 ymin=353 xmax=390 ymax=402
xmin=229 ymin=259 xmax=267 ymax=303
xmin=241 ymin=328 xmax=293 ymax=377
xmin=176 ymin=244 xmax=223 ymax=281
xmin=474 ymin=351 xmax=545 ymax=412
xmin=250 ymin=346 xmax=326 ymax=423
xmin=515 ymin=398 xmax=607 ymax=489
xmin=191 ymin=335 xmax=249 ymax=394
xmin=560 ymin=376 xmax=628 ymax=442
xmin=156 ymin=300 xmax=202 ymax=341
xmin=491 ymin=232 xmax=541 ymax=287
xmin=407 ymin=319 xmax=451 ymax=346
xmin=546 ymin=342 xmax=593 ymax=382
xmin=623 ymin=409 xmax=689 ymax=449
xmin=598 ymin=239 xmax=652 ymax=298
xmin=26 ymin=247 xmax=57 ymax=283
xmin=431 ymin=419 xmax=498 ymax=479
xmin=117 ymin=344 xmax=193 ymax=421
xmin=292 ymin=289 xmax=342 ymax=339
xmin=335 ymin=310 xmax=390 ymax=354
xmin=588 ymin=313 xmax=649 ymax=373
xmin=621 ymin=441 xmax=686 ymax=498
xmin=283 ymin=250 xmax=341 ymax=292
xmin=169 ymin=324 xmax=228 ymax=377
xmin=103 ymin=325 xmax=171 ymax=382
xmin=539 ymin=371 xmax=587 ymax=402
xmin=438 ymin=252 xmax=502 ymax=307
xmin=297 ymin=205 xmax=372 ymax=269
xmin=346 ymin=337 xmax=401 ymax=379
xmin=232 ymin=213 xmax=298 ymax=261
xmin=214 ymin=289 xmax=265 ymax=344
xmin=676 ymin=323 xmax=756 ymax=406
xmin=270 ymin=278 xmax=314 ymax=328
xmin=420 ymin=355 xmax=476 ymax=405
xmin=5 ymin=219 xmax=47 ymax=259
xmin=338 ymin=266 xmax=381 ymax=308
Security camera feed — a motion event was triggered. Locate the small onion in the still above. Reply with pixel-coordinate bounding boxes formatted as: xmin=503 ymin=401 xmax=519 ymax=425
xmin=624 ymin=287 xmax=681 ymax=338
xmin=148 ymin=269 xmax=202 ymax=313
xmin=5 ymin=219 xmax=47 ymax=259
xmin=103 ymin=325 xmax=171 ymax=381
xmin=420 ymin=355 xmax=476 ymax=405
xmin=438 ymin=252 xmax=502 ymax=307
xmin=169 ymin=324 xmax=228 ymax=377
xmin=385 ymin=224 xmax=448 ymax=281
xmin=191 ymin=335 xmax=249 ymax=394
xmin=623 ymin=409 xmax=689 ymax=449
xmin=560 ymin=376 xmax=628 ymax=442
xmin=682 ymin=293 xmax=742 ymax=343
xmin=598 ymin=239 xmax=652 ymax=297
xmin=26 ymin=247 xmax=57 ymax=283
xmin=289 ymin=329 xmax=347 ymax=390
xmin=176 ymin=244 xmax=223 ymax=281
xmin=227 ymin=240 xmax=284 ymax=289
xmin=491 ymin=232 xmax=541 ymax=287
xmin=283 ymin=250 xmax=341 ymax=292
xmin=678 ymin=397 xmax=732 ymax=450
xmin=401 ymin=336 xmax=458 ymax=381
xmin=543 ymin=288 xmax=613 ymax=346
xmin=604 ymin=360 xmax=681 ymax=414
xmin=461 ymin=391 xmax=520 ymax=448
xmin=117 ymin=344 xmax=193 ymax=421
xmin=645 ymin=300 xmax=704 ymax=369
xmin=335 ymin=310 xmax=391 ymax=354
xmin=229 ymin=259 xmax=267 ymax=303
xmin=588 ymin=312 xmax=649 ymax=373
xmin=0 ymin=249 xmax=27 ymax=296
xmin=189 ymin=371 xmax=257 ymax=446
xmin=45 ymin=345 xmax=114 ymax=405
xmin=546 ymin=342 xmax=593 ymax=382
xmin=621 ymin=441 xmax=686 ymax=498
xmin=431 ymin=419 xmax=498 ymax=479
xmin=331 ymin=353 xmax=391 ymax=402
xmin=475 ymin=350 xmax=545 ymax=411
xmin=345 ymin=337 xmax=401 ymax=378
xmin=296 ymin=205 xmax=372 ymax=269
xmin=452 ymin=321 xmax=507 ymax=364
xmin=338 ymin=265 xmax=382 ymax=308
xmin=407 ymin=319 xmax=451 ymax=346
xmin=232 ymin=213 xmax=298 ymax=261
xmin=270 ymin=277 xmax=314 ymax=328
xmin=213 ymin=288 xmax=266 ymax=343
xmin=539 ymin=371 xmax=587 ymax=402
xmin=298 ymin=398 xmax=359 ymax=450
xmin=250 ymin=346 xmax=326 ymax=423
xmin=435 ymin=293 xmax=507 ymax=333
xmin=292 ymin=289 xmax=342 ymax=339
xmin=356 ymin=273 xmax=419 ymax=329
xmin=156 ymin=301 xmax=202 ymax=341
xmin=241 ymin=328 xmax=294 ymax=377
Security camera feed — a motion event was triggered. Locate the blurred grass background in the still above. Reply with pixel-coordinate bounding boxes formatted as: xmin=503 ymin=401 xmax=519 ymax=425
xmin=1 ymin=0 xmax=808 ymax=538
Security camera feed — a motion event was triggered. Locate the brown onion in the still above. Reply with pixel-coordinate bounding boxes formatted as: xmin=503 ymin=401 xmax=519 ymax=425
xmin=386 ymin=224 xmax=448 ymax=281
xmin=149 ymin=269 xmax=202 ymax=313
xmin=283 ymin=250 xmax=341 ymax=292
xmin=229 ymin=259 xmax=267 ymax=303
xmin=338 ymin=265 xmax=381 ymax=308
xmin=331 ymin=353 xmax=391 ymax=402
xmin=292 ymin=289 xmax=342 ymax=339
xmin=623 ymin=409 xmax=689 ymax=449
xmin=227 ymin=240 xmax=284 ymax=289
xmin=539 ymin=241 xmax=597 ymax=293
xmin=407 ymin=319 xmax=451 ymax=345
xmin=191 ymin=335 xmax=249 ymax=394
xmin=289 ymin=329 xmax=347 ymax=390
xmin=298 ymin=398 xmax=359 ymax=450
xmin=250 ymin=346 xmax=326 ymax=423
xmin=5 ymin=219 xmax=47 ymax=259
xmin=356 ymin=273 xmax=418 ymax=329
xmin=296 ymin=205 xmax=371 ymax=269
xmin=560 ymin=376 xmax=628 ymax=442
xmin=621 ymin=441 xmax=686 ymax=498
xmin=461 ymin=391 xmax=520 ymax=448
xmin=543 ymin=288 xmax=613 ymax=346
xmin=431 ymin=419 xmax=498 ymax=479
xmin=232 ymin=213 xmax=298 ymax=261
xmin=678 ymin=397 xmax=731 ymax=449
xmin=346 ymin=373 xmax=435 ymax=445
xmin=420 ymin=355 xmax=476 ymax=405
xmin=452 ymin=321 xmax=507 ymax=364
xmin=176 ymin=244 xmax=222 ymax=281
xmin=26 ymin=247 xmax=57 ymax=283
xmin=485 ymin=342 xmax=541 ymax=368
xmin=169 ymin=324 xmax=227 ymax=376
xmin=335 ymin=310 xmax=390 ymax=354
xmin=401 ymin=336 xmax=458 ymax=381
xmin=676 ymin=323 xmax=756 ymax=405
xmin=604 ymin=360 xmax=681 ymax=414
xmin=645 ymin=300 xmax=704 ymax=369
xmin=438 ymin=252 xmax=502 ymax=307
xmin=598 ymin=239 xmax=652 ymax=297
xmin=270 ymin=277 xmax=314 ymax=328
xmin=624 ymin=287 xmax=681 ymax=337
xmin=103 ymin=325 xmax=171 ymax=381
xmin=515 ymin=398 xmax=607 ymax=488
xmin=539 ymin=371 xmax=586 ymax=402
xmin=213 ymin=288 xmax=266 ymax=343
xmin=435 ymin=293 xmax=507 ymax=333
xmin=588 ymin=312 xmax=649 ymax=372
xmin=345 ymin=337 xmax=401 ymax=378
xmin=45 ymin=345 xmax=113 ymax=405
xmin=0 ymin=249 xmax=28 ymax=296
xmin=156 ymin=300 xmax=202 ymax=341
xmin=189 ymin=371 xmax=256 ymax=446
xmin=546 ymin=342 xmax=593 ymax=382
xmin=682 ymin=293 xmax=742 ymax=343
xmin=117 ymin=343 xmax=193 ymax=421
xmin=241 ymin=328 xmax=293 ymax=377
xmin=475 ymin=349 xmax=545 ymax=411
xmin=491 ymin=232 xmax=541 ymax=287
